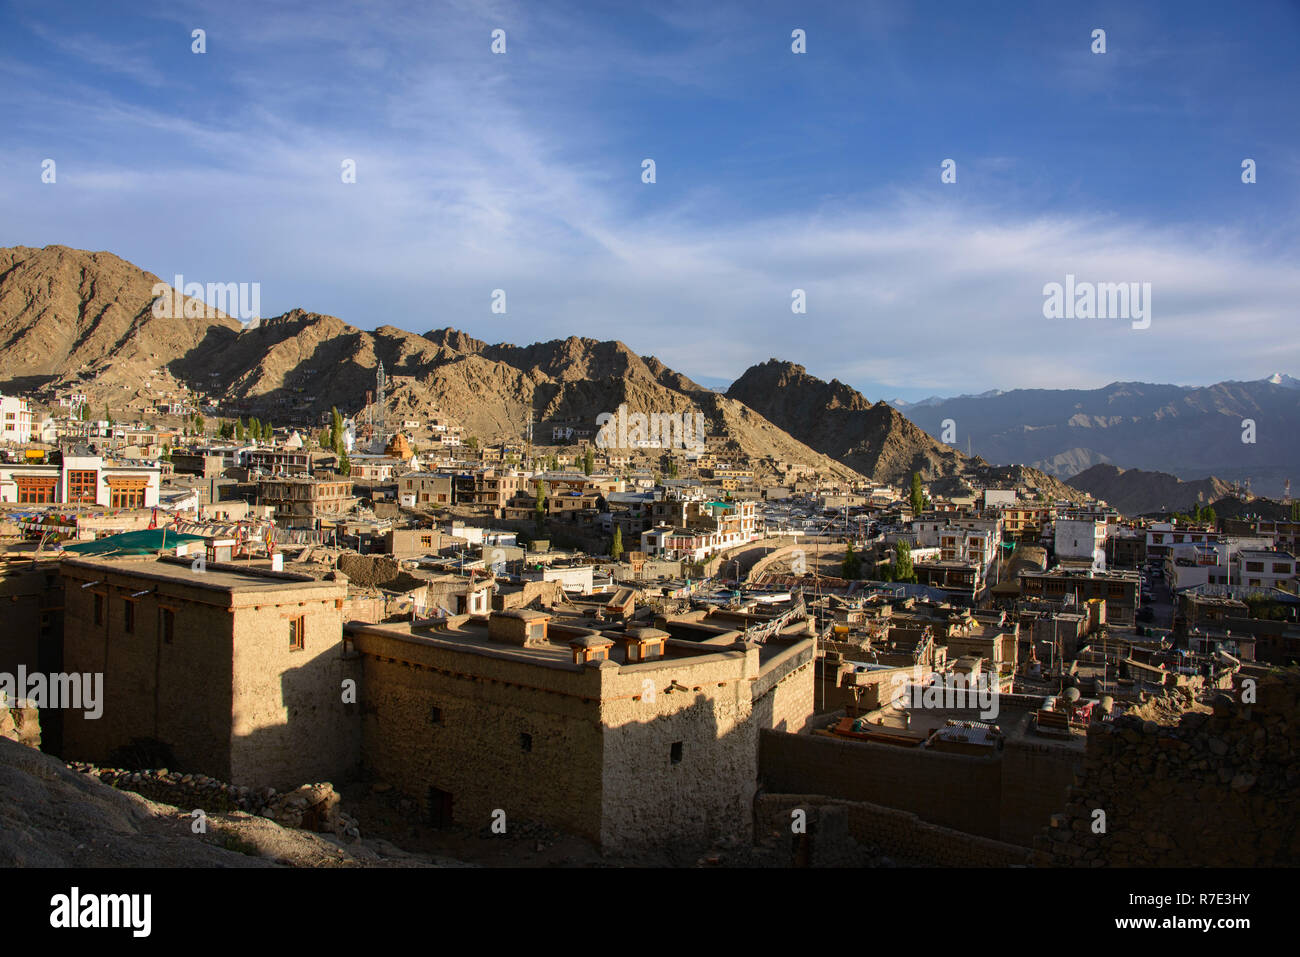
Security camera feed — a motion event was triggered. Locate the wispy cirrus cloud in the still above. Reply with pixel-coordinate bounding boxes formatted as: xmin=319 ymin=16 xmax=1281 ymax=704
xmin=0 ymin=0 xmax=1297 ymax=401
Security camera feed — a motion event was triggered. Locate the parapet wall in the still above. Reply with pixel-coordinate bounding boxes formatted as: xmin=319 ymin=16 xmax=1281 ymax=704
xmin=759 ymin=722 xmax=1083 ymax=847
xmin=1033 ymin=670 xmax=1300 ymax=866
xmin=759 ymin=729 xmax=1004 ymax=838
xmin=756 ymin=793 xmax=1031 ymax=867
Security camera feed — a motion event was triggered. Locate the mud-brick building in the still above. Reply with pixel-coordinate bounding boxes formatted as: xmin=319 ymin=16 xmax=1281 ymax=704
xmin=345 ymin=611 xmax=816 ymax=852
xmin=60 ymin=556 xmax=358 ymax=788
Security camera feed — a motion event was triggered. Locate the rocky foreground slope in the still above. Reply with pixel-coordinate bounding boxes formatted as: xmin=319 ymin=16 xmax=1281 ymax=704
xmin=0 ymin=733 xmax=448 ymax=868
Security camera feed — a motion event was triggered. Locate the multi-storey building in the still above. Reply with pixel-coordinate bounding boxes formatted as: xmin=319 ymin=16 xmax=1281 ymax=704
xmin=399 ymin=472 xmax=453 ymax=508
xmin=59 ymin=555 xmax=356 ymax=788
xmin=1018 ymin=568 xmax=1141 ymax=625
xmin=0 ymin=394 xmax=34 ymax=443
xmin=344 ymin=609 xmax=815 ymax=851
xmin=255 ymin=476 xmax=353 ymax=529
xmin=0 ymin=453 xmax=161 ymax=508
xmin=1054 ymin=519 xmax=1108 ymax=571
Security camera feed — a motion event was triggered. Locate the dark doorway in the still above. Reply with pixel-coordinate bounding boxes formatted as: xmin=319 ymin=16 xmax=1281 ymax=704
xmin=427 ymin=786 xmax=453 ymax=828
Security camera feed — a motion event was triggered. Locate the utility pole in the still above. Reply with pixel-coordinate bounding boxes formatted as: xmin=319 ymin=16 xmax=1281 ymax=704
xmin=526 ymin=409 xmax=533 ymax=466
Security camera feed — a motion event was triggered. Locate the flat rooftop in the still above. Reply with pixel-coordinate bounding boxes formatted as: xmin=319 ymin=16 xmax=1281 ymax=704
xmin=349 ymin=615 xmax=749 ymax=669
xmin=61 ymin=555 xmax=343 ymax=595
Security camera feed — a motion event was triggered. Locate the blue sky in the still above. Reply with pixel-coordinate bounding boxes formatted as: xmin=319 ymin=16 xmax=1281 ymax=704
xmin=2 ymin=0 xmax=1298 ymax=401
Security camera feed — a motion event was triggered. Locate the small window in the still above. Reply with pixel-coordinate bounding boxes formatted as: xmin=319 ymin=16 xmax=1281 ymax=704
xmin=162 ymin=608 xmax=175 ymax=644
xmin=519 ymin=732 xmax=532 ymax=752
xmin=670 ymin=741 xmax=683 ymax=764
xmin=93 ymin=593 xmax=103 ymax=625
xmin=124 ymin=600 xmax=135 ymax=634
xmin=289 ymin=615 xmax=305 ymax=651
xmin=430 ymin=705 xmax=442 ymax=725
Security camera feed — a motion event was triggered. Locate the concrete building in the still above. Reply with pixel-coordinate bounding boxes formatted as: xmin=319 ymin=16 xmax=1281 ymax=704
xmin=1146 ymin=522 xmax=1218 ymax=560
xmin=246 ymin=448 xmax=312 ymax=476
xmin=256 ymin=476 xmax=353 ymax=529
xmin=399 ymin=472 xmax=453 ymax=508
xmin=0 ymin=454 xmax=162 ymax=508
xmin=1236 ymin=549 xmax=1297 ymax=591
xmin=1019 ymin=568 xmax=1141 ymax=625
xmin=0 ymin=394 xmax=34 ymax=443
xmin=59 ymin=555 xmax=357 ymax=789
xmin=1055 ymin=519 xmax=1107 ymax=571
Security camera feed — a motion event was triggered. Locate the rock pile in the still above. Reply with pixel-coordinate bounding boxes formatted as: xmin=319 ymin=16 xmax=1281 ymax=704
xmin=66 ymin=764 xmax=362 ymax=842
xmin=1033 ymin=670 xmax=1299 ymax=866
xmin=0 ymin=701 xmax=40 ymax=750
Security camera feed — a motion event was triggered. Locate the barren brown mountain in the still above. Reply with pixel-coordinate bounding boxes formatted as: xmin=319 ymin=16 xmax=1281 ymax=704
xmin=1067 ymin=464 xmax=1235 ymax=517
xmin=0 ymin=245 xmax=241 ymax=400
xmin=726 ymin=358 xmax=1081 ymax=497
xmin=0 ymin=246 xmax=859 ymax=481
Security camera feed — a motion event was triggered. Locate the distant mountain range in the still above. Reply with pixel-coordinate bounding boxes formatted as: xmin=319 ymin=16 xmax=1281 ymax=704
xmin=725 ymin=359 xmax=1079 ymax=498
xmin=893 ymin=378 xmax=1300 ymax=492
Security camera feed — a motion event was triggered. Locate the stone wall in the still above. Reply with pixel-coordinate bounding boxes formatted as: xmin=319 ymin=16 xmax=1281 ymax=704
xmin=1033 ymin=671 xmax=1300 ymax=866
xmin=61 ymin=568 xmax=236 ymax=779
xmin=759 ymin=728 xmax=1005 ymax=839
xmin=598 ymin=645 xmax=760 ymax=851
xmin=998 ymin=738 xmax=1083 ymax=847
xmin=751 ymin=640 xmax=818 ymax=734
xmin=229 ymin=600 xmax=362 ymax=789
xmin=755 ymin=793 xmax=1032 ymax=867
xmin=351 ymin=626 xmax=608 ymax=845
xmin=350 ymin=623 xmax=819 ymax=853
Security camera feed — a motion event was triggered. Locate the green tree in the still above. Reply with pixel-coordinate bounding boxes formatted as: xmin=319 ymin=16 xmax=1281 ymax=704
xmin=235 ymin=419 xmax=245 ymax=441
xmin=78 ymin=403 xmax=90 ymax=422
xmin=534 ymin=480 xmax=547 ymax=532
xmin=582 ymin=446 xmax=594 ymax=476
xmin=910 ymin=472 xmax=925 ymax=515
xmin=249 ymin=416 xmax=261 ymax=441
xmin=611 ymin=526 xmax=624 ymax=561
xmin=893 ymin=540 xmax=915 ymax=583
xmin=338 ymin=449 xmax=351 ymax=476
xmin=193 ymin=413 xmax=205 ymax=434
xmin=841 ymin=542 xmax=862 ymax=579
xmin=667 ymin=458 xmax=679 ymax=479
xmin=320 ymin=429 xmax=332 ymax=449
xmin=466 ymin=436 xmax=478 ymax=450
xmin=330 ymin=407 xmax=343 ymax=447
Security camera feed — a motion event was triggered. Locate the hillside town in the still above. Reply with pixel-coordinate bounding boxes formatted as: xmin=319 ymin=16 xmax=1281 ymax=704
xmin=2 ymin=367 xmax=1295 ymax=868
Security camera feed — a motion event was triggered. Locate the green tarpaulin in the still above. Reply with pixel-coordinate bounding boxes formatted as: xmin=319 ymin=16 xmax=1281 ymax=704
xmin=61 ymin=529 xmax=208 ymax=557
